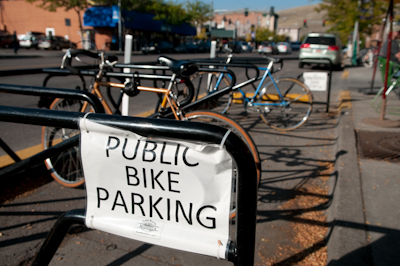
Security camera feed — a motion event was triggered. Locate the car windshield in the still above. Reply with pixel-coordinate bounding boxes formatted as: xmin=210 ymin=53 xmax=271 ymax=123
xmin=305 ymin=37 xmax=335 ymax=45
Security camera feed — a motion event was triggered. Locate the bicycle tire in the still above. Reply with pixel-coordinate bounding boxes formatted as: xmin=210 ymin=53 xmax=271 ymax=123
xmin=41 ymin=98 xmax=91 ymax=187
xmin=259 ymin=78 xmax=313 ymax=131
xmin=190 ymin=72 xmax=233 ymax=114
xmin=184 ymin=110 xmax=261 ymax=185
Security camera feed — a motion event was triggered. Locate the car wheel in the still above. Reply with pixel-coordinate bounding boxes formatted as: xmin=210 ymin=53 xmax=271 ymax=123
xmin=299 ymin=62 xmax=304 ymax=68
xmin=55 ymin=45 xmax=61 ymax=50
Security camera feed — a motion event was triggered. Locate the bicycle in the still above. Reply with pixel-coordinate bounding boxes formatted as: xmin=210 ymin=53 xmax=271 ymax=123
xmin=224 ymin=59 xmax=313 ymax=131
xmin=190 ymin=50 xmax=262 ymax=114
xmin=42 ymin=49 xmax=261 ymax=189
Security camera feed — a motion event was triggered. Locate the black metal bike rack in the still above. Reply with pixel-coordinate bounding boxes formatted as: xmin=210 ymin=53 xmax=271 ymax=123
xmin=298 ymin=57 xmax=333 ymax=113
xmin=0 ymin=105 xmax=258 ymax=266
xmin=0 ymin=84 xmax=104 ymax=166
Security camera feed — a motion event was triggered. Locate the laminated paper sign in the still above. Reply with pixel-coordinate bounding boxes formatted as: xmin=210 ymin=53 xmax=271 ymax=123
xmin=79 ymin=119 xmax=233 ymax=259
xmin=303 ymin=72 xmax=328 ymax=91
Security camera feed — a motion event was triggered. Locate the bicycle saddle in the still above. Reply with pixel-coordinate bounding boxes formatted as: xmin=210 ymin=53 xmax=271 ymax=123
xmin=158 ymin=56 xmax=198 ymax=76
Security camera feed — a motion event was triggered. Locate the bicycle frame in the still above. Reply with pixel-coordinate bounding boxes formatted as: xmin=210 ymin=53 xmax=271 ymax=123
xmin=234 ymin=62 xmax=286 ymax=108
xmin=81 ymin=75 xmax=182 ymax=120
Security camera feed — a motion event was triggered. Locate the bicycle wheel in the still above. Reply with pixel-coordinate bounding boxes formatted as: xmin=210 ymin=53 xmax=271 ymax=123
xmin=259 ymin=78 xmax=313 ymax=131
xmin=184 ymin=111 xmax=261 ymax=185
xmin=41 ymin=98 xmax=91 ymax=187
xmin=190 ymin=72 xmax=233 ymax=114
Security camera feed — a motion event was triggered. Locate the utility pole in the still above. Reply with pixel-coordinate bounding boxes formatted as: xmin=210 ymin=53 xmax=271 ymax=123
xmin=209 ymin=0 xmax=213 ymax=41
xmin=118 ymin=0 xmax=122 ymax=52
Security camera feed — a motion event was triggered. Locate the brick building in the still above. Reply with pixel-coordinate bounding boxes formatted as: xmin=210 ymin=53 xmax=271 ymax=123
xmin=0 ymin=1 xmax=86 ymax=46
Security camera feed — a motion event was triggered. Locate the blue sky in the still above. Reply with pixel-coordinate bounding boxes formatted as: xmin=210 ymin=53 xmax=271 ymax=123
xmin=176 ymin=0 xmax=321 ymax=12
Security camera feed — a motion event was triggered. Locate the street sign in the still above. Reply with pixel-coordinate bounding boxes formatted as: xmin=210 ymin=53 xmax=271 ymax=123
xmin=303 ymin=72 xmax=328 ymax=91
xmin=80 ymin=119 xmax=233 ymax=259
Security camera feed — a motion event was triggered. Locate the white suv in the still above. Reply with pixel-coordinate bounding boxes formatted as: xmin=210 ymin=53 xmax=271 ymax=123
xmin=299 ymin=33 xmax=343 ymax=70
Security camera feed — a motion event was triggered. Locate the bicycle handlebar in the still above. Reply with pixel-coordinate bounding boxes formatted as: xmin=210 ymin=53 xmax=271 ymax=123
xmin=62 ymin=49 xmax=118 ymax=75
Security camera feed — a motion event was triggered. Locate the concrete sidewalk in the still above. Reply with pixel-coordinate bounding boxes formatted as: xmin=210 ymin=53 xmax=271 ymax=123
xmin=328 ymin=66 xmax=400 ymax=266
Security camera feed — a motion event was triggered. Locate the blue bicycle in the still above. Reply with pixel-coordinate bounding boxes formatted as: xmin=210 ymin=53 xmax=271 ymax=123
xmin=214 ymin=58 xmax=313 ymax=131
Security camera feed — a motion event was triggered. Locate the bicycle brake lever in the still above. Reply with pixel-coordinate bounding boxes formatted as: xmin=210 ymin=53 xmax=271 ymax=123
xmin=61 ymin=49 xmax=71 ymax=69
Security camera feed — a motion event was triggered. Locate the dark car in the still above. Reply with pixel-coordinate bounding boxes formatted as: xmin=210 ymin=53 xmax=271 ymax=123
xmin=38 ymin=36 xmax=76 ymax=50
xmin=141 ymin=40 xmax=174 ymax=54
xmin=174 ymin=41 xmax=198 ymax=53
xmin=227 ymin=41 xmax=242 ymax=53
xmin=257 ymin=41 xmax=278 ymax=54
xmin=197 ymin=40 xmax=211 ymax=53
xmin=290 ymin=41 xmax=302 ymax=51
xmin=0 ymin=35 xmax=13 ymax=48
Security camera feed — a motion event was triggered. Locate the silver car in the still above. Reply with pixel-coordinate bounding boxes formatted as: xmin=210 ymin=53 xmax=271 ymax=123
xmin=277 ymin=42 xmax=292 ymax=54
xmin=299 ymin=33 xmax=343 ymax=69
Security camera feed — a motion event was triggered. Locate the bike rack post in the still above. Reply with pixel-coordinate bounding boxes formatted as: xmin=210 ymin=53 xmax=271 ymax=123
xmin=0 ymin=106 xmax=258 ymax=266
xmin=298 ymin=58 xmax=333 ymax=113
xmin=0 ymin=84 xmax=104 ymax=168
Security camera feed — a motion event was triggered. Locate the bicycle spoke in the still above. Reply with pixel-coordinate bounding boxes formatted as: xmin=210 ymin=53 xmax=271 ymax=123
xmin=260 ymin=78 xmax=313 ymax=130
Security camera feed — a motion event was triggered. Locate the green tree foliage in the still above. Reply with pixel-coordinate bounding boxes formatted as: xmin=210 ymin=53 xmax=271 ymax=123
xmin=255 ymin=27 xmax=273 ymax=42
xmin=149 ymin=0 xmax=191 ymax=26
xmin=255 ymin=27 xmax=287 ymax=42
xmin=184 ymin=0 xmax=213 ymax=27
xmin=315 ymin=0 xmax=388 ymax=44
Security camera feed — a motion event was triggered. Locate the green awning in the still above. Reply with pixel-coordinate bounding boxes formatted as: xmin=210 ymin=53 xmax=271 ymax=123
xmin=211 ymin=29 xmax=235 ymax=38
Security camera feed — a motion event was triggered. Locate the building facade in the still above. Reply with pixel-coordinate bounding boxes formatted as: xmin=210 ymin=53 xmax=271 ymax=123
xmin=0 ymin=1 xmax=84 ymax=44
xmin=211 ymin=7 xmax=278 ymax=41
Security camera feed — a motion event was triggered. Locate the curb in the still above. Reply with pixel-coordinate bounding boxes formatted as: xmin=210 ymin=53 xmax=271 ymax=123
xmin=326 ymin=102 xmax=370 ymax=265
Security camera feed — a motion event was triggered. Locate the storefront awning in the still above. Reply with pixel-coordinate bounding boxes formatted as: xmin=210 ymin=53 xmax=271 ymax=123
xmin=84 ymin=6 xmax=196 ymax=36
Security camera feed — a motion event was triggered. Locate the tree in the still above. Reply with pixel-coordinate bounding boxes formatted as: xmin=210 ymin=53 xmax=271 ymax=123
xmin=315 ymin=0 xmax=388 ymax=44
xmin=147 ymin=0 xmax=190 ymax=26
xmin=255 ymin=27 xmax=287 ymax=42
xmin=184 ymin=0 xmax=213 ymax=27
xmin=255 ymin=27 xmax=273 ymax=42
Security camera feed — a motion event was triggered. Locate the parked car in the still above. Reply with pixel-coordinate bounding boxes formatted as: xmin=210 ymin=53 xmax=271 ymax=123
xmin=290 ymin=41 xmax=302 ymax=51
xmin=239 ymin=41 xmax=253 ymax=52
xmin=276 ymin=42 xmax=292 ymax=54
xmin=0 ymin=35 xmax=13 ymax=48
xmin=227 ymin=41 xmax=242 ymax=53
xmin=141 ymin=40 xmax=174 ymax=54
xmin=258 ymin=41 xmax=278 ymax=54
xmin=19 ymin=32 xmax=45 ymax=49
xmin=38 ymin=36 xmax=76 ymax=50
xmin=299 ymin=32 xmax=343 ymax=69
xmin=174 ymin=41 xmax=198 ymax=53
xmin=197 ymin=40 xmax=211 ymax=53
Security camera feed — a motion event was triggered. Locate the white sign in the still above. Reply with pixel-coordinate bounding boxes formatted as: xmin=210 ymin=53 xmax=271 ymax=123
xmin=303 ymin=72 xmax=328 ymax=91
xmin=79 ymin=119 xmax=233 ymax=259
